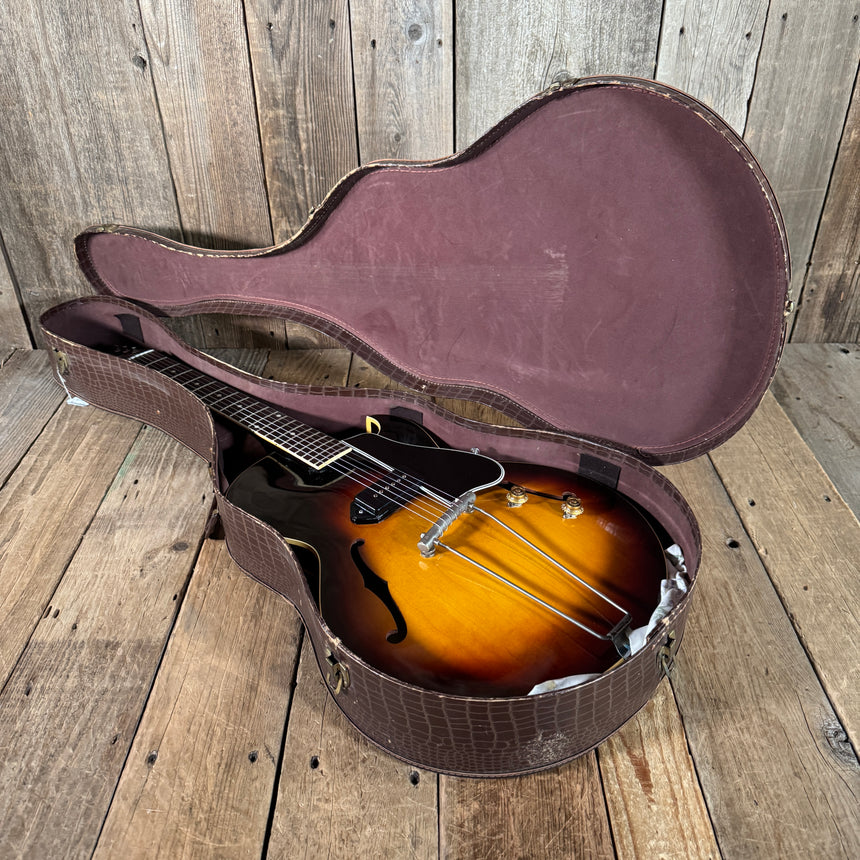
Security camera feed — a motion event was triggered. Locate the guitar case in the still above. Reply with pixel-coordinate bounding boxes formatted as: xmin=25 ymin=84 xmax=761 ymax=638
xmin=40 ymin=76 xmax=789 ymax=777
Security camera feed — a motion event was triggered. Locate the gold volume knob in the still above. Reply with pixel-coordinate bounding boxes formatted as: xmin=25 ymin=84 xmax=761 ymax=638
xmin=561 ymin=493 xmax=584 ymax=519
xmin=506 ymin=486 xmax=528 ymax=507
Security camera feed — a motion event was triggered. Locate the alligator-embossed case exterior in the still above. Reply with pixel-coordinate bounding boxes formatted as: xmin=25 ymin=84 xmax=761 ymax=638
xmin=41 ymin=76 xmax=790 ymax=777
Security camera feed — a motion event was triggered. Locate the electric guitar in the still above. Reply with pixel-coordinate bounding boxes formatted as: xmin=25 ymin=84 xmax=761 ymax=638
xmin=126 ymin=348 xmax=666 ymax=696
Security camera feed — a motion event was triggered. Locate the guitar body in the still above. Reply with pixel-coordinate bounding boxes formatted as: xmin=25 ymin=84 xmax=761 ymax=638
xmin=226 ymin=422 xmax=666 ymax=697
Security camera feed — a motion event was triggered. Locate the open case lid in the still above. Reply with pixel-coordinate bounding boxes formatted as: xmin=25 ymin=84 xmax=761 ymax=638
xmin=74 ymin=76 xmax=789 ymax=465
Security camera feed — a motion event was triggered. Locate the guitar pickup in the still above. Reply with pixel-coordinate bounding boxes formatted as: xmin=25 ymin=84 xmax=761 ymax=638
xmin=350 ymin=472 xmax=415 ymax=524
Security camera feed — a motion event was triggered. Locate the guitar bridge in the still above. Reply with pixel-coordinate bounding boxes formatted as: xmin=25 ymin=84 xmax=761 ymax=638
xmin=417 ymin=493 xmax=476 ymax=557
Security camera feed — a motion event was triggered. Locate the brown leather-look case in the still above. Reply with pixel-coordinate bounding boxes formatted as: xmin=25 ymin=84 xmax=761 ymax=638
xmin=40 ymin=76 xmax=790 ymax=777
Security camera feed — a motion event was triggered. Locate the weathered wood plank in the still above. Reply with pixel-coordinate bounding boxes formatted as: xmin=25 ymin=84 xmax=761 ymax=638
xmin=0 ymin=351 xmax=63 ymax=483
xmin=791 ymin=75 xmax=860 ymax=343
xmin=351 ymin=0 xmax=454 ymax=160
xmin=439 ymin=754 xmax=614 ymax=859
xmin=708 ymin=392 xmax=860 ymax=748
xmin=0 ymin=406 xmax=141 ymax=688
xmin=656 ymin=0 xmax=769 ymax=134
xmin=137 ymin=0 xmax=282 ymax=350
xmin=0 ymin=428 xmax=213 ymax=859
xmin=598 ymin=679 xmax=720 ymax=860
xmin=743 ymin=3 xmax=860 ymax=314
xmin=0 ymin=241 xmax=30 ymax=349
xmin=93 ymin=539 xmax=301 ymax=860
xmin=267 ymin=637 xmax=438 ymax=859
xmin=661 ymin=455 xmax=860 ymax=859
xmin=244 ymin=0 xmax=358 ymax=350
xmin=137 ymin=0 xmax=270 ymax=250
xmin=0 ymin=0 xmax=179 ymax=342
xmin=245 ymin=0 xmax=358 ymax=244
xmin=204 ymin=347 xmax=271 ymax=377
xmin=263 ymin=347 xmax=352 ymax=385
xmin=771 ymin=343 xmax=860 ymax=516
xmin=455 ymin=0 xmax=662 ymax=147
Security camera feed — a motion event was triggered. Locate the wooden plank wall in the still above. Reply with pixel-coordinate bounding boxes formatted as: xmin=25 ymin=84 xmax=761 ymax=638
xmin=0 ymin=0 xmax=858 ymax=350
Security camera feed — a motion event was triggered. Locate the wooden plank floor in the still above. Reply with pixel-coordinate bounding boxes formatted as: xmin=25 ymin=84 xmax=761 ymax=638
xmin=0 ymin=344 xmax=857 ymax=859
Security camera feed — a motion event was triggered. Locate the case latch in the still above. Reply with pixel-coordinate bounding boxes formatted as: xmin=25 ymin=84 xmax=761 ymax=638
xmin=52 ymin=349 xmax=89 ymax=407
xmin=658 ymin=630 xmax=678 ymax=678
xmin=325 ymin=649 xmax=350 ymax=695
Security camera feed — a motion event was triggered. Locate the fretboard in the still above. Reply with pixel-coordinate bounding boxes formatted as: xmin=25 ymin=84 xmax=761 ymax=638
xmin=128 ymin=349 xmax=353 ymax=470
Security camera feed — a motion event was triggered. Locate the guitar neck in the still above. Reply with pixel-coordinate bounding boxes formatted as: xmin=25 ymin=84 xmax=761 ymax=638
xmin=128 ymin=349 xmax=353 ymax=470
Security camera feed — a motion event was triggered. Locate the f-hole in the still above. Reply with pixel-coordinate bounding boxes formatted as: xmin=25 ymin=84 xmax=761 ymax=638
xmin=350 ymin=540 xmax=407 ymax=644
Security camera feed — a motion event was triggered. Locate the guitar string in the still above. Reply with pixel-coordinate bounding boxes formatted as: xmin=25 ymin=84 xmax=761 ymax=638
xmin=133 ymin=352 xmax=463 ymax=524
xmin=129 ymin=350 xmax=623 ymax=631
xmin=130 ymin=350 xmax=623 ymax=628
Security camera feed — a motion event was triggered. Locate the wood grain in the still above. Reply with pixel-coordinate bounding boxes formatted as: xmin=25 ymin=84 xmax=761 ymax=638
xmin=137 ymin=0 xmax=282 ymax=349
xmin=656 ymin=0 xmax=769 ymax=134
xmin=662 ymin=455 xmax=860 ymax=859
xmin=0 ymin=405 xmax=140 ymax=688
xmin=708 ymin=392 xmax=860 ymax=748
xmin=93 ymin=540 xmax=301 ymax=860
xmin=0 ymin=0 xmax=179 ymax=341
xmin=0 ymin=428 xmax=213 ymax=858
xmin=245 ymin=0 xmax=359 ymax=243
xmin=0 ymin=351 xmax=63 ymax=483
xmin=743 ymin=3 xmax=860 ymax=315
xmin=598 ymin=679 xmax=719 ymax=860
xmin=455 ymin=0 xmax=661 ymax=147
xmin=771 ymin=343 xmax=860 ymax=516
xmin=440 ymin=753 xmax=614 ymax=860
xmin=0 ymin=244 xmax=30 ymax=349
xmin=267 ymin=637 xmax=438 ymax=859
xmin=791 ymin=74 xmax=860 ymax=343
xmin=137 ymin=0 xmax=270 ymax=250
xmin=263 ymin=346 xmax=352 ymax=385
xmin=351 ymin=0 xmax=454 ymax=160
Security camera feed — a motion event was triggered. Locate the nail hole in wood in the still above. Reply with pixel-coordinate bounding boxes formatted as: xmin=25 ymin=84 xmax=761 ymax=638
xmin=310 ymin=755 xmax=320 ymax=769
xmin=726 ymin=538 xmax=740 ymax=549
xmin=146 ymin=750 xmax=158 ymax=765
xmin=747 ymin=499 xmax=756 ymax=506
xmin=409 ymin=771 xmax=420 ymax=786
xmin=823 ymin=495 xmax=831 ymax=502
xmin=370 ymin=39 xmax=376 ymax=49
xmin=249 ymin=750 xmax=258 ymax=763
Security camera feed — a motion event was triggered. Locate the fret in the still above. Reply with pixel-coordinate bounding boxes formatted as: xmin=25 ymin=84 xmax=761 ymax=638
xmin=129 ymin=349 xmax=353 ymax=470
